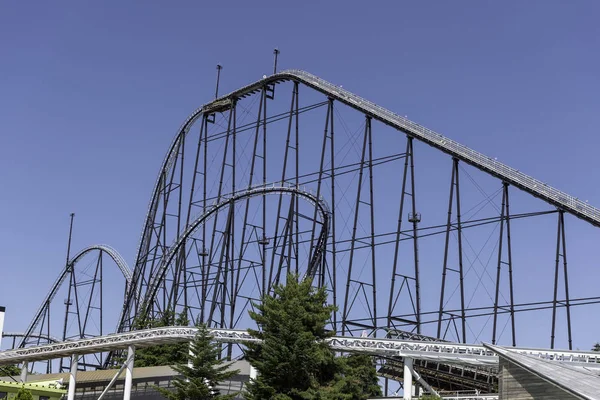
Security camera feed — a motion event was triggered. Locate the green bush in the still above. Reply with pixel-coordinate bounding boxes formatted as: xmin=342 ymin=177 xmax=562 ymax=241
xmin=15 ymin=387 xmax=34 ymax=400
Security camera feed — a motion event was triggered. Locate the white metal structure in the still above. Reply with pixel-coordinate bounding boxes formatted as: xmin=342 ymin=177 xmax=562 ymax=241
xmin=1 ymin=326 xmax=599 ymax=369
xmin=1 ymin=328 xmax=599 ymax=399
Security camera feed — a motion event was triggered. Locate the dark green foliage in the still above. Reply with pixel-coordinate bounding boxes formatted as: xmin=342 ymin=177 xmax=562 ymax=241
xmin=133 ymin=309 xmax=190 ymax=367
xmin=0 ymin=364 xmax=21 ymax=376
xmin=244 ymin=274 xmax=338 ymax=400
xmin=592 ymin=343 xmax=600 ymax=352
xmin=15 ymin=387 xmax=33 ymax=400
xmin=419 ymin=395 xmax=441 ymax=400
xmin=335 ymin=354 xmax=382 ymax=399
xmin=244 ymin=273 xmax=381 ymax=400
xmin=158 ymin=323 xmax=239 ymax=400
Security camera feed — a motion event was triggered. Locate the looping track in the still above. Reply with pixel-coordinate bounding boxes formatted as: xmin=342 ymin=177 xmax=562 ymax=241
xmin=19 ymin=245 xmax=131 ymax=348
xmin=140 ymin=184 xmax=331 ymax=315
xmin=11 ymin=70 xmax=600 ymax=386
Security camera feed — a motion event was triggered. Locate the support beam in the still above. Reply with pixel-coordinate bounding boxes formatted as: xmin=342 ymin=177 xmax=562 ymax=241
xmin=20 ymin=361 xmax=27 ymax=382
xmin=123 ymin=345 xmax=135 ymax=400
xmin=403 ymin=357 xmax=413 ymax=400
xmin=406 ymin=360 xmax=439 ymax=397
xmin=67 ymin=354 xmax=78 ymax=400
xmin=97 ymin=361 xmax=128 ymax=400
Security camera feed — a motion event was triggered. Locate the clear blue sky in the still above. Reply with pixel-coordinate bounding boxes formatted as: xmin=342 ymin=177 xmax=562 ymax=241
xmin=1 ymin=1 xmax=599 ymax=349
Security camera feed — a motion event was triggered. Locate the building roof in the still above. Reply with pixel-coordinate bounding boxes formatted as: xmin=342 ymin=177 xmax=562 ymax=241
xmin=0 ymin=379 xmax=66 ymax=394
xmin=484 ymin=343 xmax=600 ymax=400
xmin=0 ymin=361 xmax=251 ymax=386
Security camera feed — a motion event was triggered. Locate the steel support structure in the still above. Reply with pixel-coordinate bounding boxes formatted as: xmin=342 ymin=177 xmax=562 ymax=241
xmin=388 ymin=136 xmax=421 ymax=334
xmin=13 ymin=70 xmax=600 ymax=395
xmin=550 ymin=210 xmax=573 ymax=350
xmin=492 ymin=183 xmax=516 ymax=346
xmin=342 ymin=115 xmax=378 ymax=335
xmin=438 ymin=158 xmax=467 ymax=343
xmin=111 ymin=70 xmax=600 ymax=359
xmin=4 ymin=326 xmax=600 ymax=369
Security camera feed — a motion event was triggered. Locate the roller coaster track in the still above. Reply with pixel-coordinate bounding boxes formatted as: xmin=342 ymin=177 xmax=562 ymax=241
xmin=2 ymin=327 xmax=600 ymax=370
xmin=2 ymin=332 xmax=60 ymax=344
xmin=140 ymin=184 xmax=330 ymax=315
xmin=125 ymin=68 xmax=600 ymax=332
xmin=19 ymin=245 xmax=132 ymax=348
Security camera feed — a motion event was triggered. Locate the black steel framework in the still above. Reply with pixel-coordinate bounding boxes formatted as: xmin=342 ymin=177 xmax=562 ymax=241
xmin=11 ymin=70 xmax=600 ymax=389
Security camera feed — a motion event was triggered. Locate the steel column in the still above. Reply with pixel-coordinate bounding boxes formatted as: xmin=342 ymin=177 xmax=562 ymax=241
xmin=403 ymin=357 xmax=413 ymax=400
xmin=123 ymin=345 xmax=135 ymax=400
xmin=437 ymin=158 xmax=466 ymax=343
xmin=551 ymin=210 xmax=573 ymax=349
xmin=67 ymin=354 xmax=78 ymax=400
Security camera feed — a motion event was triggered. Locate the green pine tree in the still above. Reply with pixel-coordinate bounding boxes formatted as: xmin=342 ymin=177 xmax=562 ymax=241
xmin=0 ymin=365 xmax=21 ymax=376
xmin=158 ymin=323 xmax=240 ymax=400
xmin=243 ymin=273 xmax=342 ymax=400
xmin=133 ymin=309 xmax=190 ymax=367
xmin=15 ymin=387 xmax=33 ymax=400
xmin=592 ymin=343 xmax=600 ymax=352
xmin=336 ymin=354 xmax=382 ymax=399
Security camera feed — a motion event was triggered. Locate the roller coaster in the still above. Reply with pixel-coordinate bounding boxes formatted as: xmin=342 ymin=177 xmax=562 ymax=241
xmin=4 ymin=69 xmax=600 ymax=395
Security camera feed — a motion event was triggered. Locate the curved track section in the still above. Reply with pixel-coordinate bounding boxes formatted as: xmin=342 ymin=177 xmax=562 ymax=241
xmin=141 ymin=184 xmax=330 ymax=315
xmin=2 ymin=332 xmax=60 ymax=346
xmin=122 ymin=68 xmax=600 ymax=352
xmin=20 ymin=245 xmax=132 ymax=348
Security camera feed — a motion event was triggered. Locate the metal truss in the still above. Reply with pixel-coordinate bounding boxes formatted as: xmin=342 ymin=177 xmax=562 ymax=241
xmin=204 ymin=69 xmax=600 ymax=227
xmin=14 ymin=69 xmax=600 ymax=396
xmin=2 ymin=327 xmax=600 ymax=370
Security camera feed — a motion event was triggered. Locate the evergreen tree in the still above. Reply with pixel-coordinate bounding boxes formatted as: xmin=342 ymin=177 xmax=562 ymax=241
xmin=243 ymin=273 xmax=342 ymax=400
xmin=158 ymin=323 xmax=240 ymax=400
xmin=0 ymin=365 xmax=21 ymax=376
xmin=592 ymin=343 xmax=600 ymax=352
xmin=15 ymin=387 xmax=33 ymax=400
xmin=133 ymin=309 xmax=190 ymax=367
xmin=336 ymin=354 xmax=382 ymax=399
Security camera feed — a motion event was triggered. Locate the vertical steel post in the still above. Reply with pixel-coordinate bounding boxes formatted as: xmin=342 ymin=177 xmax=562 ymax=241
xmin=560 ymin=211 xmax=573 ymax=350
xmin=308 ymin=99 xmax=332 ymax=267
xmin=273 ymin=48 xmax=280 ymax=74
xmin=454 ymin=158 xmax=467 ymax=343
xmin=437 ymin=162 xmax=456 ymax=339
xmin=329 ymin=96 xmax=338 ymax=328
xmin=294 ymin=84 xmax=300 ymax=275
xmin=201 ymin=116 xmax=208 ymax=323
xmin=388 ymin=139 xmax=411 ymax=329
xmin=262 ymin=87 xmax=268 ymax=296
xmin=504 ymin=184 xmax=517 ymax=346
xmin=268 ymin=87 xmax=298 ymax=288
xmin=551 ymin=212 xmax=562 ymax=349
xmin=67 ymin=354 xmax=78 ymax=400
xmin=342 ymin=115 xmax=371 ymax=334
xmin=403 ymin=357 xmax=413 ymax=400
xmin=186 ymin=115 xmax=206 ymax=323
xmin=492 ymin=184 xmax=507 ymax=345
xmin=215 ymin=64 xmax=222 ymax=99
xmin=408 ymin=138 xmax=421 ymax=333
xmin=20 ymin=362 xmax=27 ymax=382
xmin=60 ymin=213 xmax=76 ymax=371
xmin=123 ymin=345 xmax=135 ymax=400
xmin=366 ymin=117 xmax=378 ymax=331
xmin=551 ymin=210 xmax=572 ymax=349
xmin=173 ymin=128 xmax=186 ymax=313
